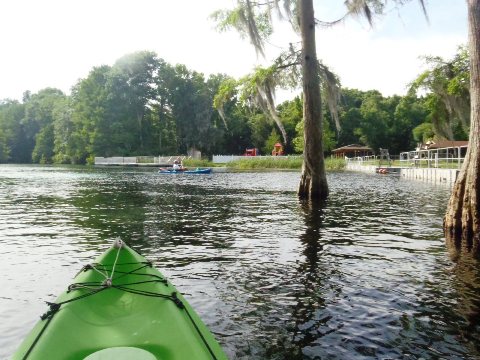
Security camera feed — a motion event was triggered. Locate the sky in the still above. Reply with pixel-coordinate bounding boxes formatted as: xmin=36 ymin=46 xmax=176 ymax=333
xmin=0 ymin=0 xmax=467 ymax=102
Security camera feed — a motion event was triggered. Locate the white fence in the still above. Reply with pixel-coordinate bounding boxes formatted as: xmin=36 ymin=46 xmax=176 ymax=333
xmin=95 ymin=156 xmax=190 ymax=165
xmin=95 ymin=157 xmax=138 ymax=165
xmin=345 ymin=154 xmax=399 ymax=165
xmin=344 ymin=145 xmax=467 ymax=170
xmin=345 ymin=162 xmax=459 ymax=186
xmin=399 ymin=145 xmax=467 ymax=169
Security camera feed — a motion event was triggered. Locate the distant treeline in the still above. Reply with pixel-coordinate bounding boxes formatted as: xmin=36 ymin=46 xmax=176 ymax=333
xmin=0 ymin=47 xmax=469 ymax=164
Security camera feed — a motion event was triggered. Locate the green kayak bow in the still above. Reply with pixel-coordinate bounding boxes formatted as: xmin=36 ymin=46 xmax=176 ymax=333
xmin=13 ymin=240 xmax=228 ymax=360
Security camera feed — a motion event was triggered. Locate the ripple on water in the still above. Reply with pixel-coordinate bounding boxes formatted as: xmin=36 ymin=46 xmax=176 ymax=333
xmin=0 ymin=166 xmax=479 ymax=359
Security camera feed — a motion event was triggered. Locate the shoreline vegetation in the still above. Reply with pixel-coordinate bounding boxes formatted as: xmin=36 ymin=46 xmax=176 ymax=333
xmin=0 ymin=48 xmax=468 ymax=173
xmin=183 ymin=157 xmax=347 ymax=171
xmin=183 ymin=157 xmax=463 ymax=171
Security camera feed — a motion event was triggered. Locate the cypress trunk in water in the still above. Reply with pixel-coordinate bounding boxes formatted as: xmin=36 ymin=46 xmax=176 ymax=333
xmin=444 ymin=0 xmax=480 ymax=258
xmin=297 ymin=0 xmax=329 ymax=201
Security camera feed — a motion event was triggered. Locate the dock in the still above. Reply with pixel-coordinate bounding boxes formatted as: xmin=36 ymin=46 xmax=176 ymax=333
xmin=346 ymin=163 xmax=460 ymax=186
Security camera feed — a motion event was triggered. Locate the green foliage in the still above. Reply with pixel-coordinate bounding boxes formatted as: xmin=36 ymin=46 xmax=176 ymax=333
xmin=212 ymin=48 xmax=341 ymax=149
xmin=183 ymin=158 xmax=214 ymax=168
xmin=0 ymin=128 xmax=9 ymax=162
xmin=216 ymin=103 xmax=252 ymax=155
xmin=410 ymin=46 xmax=470 ymax=141
xmin=0 ymin=66 xmax=431 ymax=164
xmin=227 ymin=156 xmax=345 ymax=171
xmin=32 ymin=123 xmax=54 ymax=163
xmin=234 ymin=65 xmax=289 ymax=144
xmin=293 ymin=121 xmax=304 ymax=153
xmin=334 ymin=87 xmax=427 ymax=154
xmin=0 ymin=42 xmax=470 ymax=166
xmin=325 ymin=157 xmax=348 ymax=171
xmin=355 ymin=91 xmax=388 ymax=152
xmin=213 ymin=78 xmax=238 ymax=125
xmin=0 ymin=100 xmax=27 ymax=163
xmin=108 ymin=51 xmax=161 ymax=153
xmin=263 ymin=129 xmax=281 ymax=155
xmin=247 ymin=112 xmax=271 ymax=152
xmin=70 ymin=65 xmax=111 ymax=160
xmin=323 ymin=122 xmax=337 ymax=153
xmin=169 ymin=65 xmax=213 ymax=154
xmin=210 ymin=6 xmax=273 ymax=40
xmin=412 ymin=122 xmax=435 ymax=143
xmin=1 ymin=52 xmax=254 ymax=164
xmin=21 ymin=88 xmax=67 ymax=163
xmin=293 ymin=118 xmax=336 ymax=154
xmin=392 ymin=95 xmax=427 ymax=150
xmin=277 ymin=97 xmax=303 ymax=153
xmin=229 ymin=156 xmax=303 ymax=169
xmin=210 ymin=2 xmax=279 ymax=56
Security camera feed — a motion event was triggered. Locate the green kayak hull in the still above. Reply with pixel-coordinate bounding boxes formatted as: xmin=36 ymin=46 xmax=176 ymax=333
xmin=13 ymin=241 xmax=228 ymax=360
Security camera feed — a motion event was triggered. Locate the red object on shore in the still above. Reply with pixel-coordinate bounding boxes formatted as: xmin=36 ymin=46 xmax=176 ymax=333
xmin=271 ymin=143 xmax=284 ymax=156
xmin=244 ymin=148 xmax=258 ymax=156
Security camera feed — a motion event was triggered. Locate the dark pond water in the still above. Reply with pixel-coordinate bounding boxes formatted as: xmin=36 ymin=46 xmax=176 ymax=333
xmin=1 ymin=164 xmax=480 ymax=359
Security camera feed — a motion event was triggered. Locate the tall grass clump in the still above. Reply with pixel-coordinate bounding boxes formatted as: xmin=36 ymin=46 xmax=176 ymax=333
xmin=226 ymin=156 xmax=346 ymax=171
xmin=229 ymin=156 xmax=303 ymax=169
xmin=183 ymin=158 xmax=215 ymax=168
xmin=325 ymin=157 xmax=346 ymax=171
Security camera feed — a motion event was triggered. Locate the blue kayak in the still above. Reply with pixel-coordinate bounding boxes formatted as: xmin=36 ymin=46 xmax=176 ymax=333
xmin=158 ymin=168 xmax=212 ymax=174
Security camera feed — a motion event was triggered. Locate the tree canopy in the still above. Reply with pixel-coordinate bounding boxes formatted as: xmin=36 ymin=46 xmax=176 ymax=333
xmin=0 ymin=46 xmax=469 ymax=165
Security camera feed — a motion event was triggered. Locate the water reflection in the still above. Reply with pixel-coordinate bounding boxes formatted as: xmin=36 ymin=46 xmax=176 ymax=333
xmin=72 ymin=179 xmax=149 ymax=245
xmin=290 ymin=201 xmax=330 ymax=358
xmin=451 ymin=257 xmax=480 ymax=352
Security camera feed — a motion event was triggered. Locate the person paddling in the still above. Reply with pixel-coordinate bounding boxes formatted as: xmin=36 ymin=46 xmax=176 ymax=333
xmin=172 ymin=159 xmax=183 ymax=171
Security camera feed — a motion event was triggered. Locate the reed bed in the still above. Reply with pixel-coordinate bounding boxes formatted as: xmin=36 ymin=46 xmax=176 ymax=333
xmin=227 ymin=156 xmax=346 ymax=171
xmin=184 ymin=156 xmax=346 ymax=171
